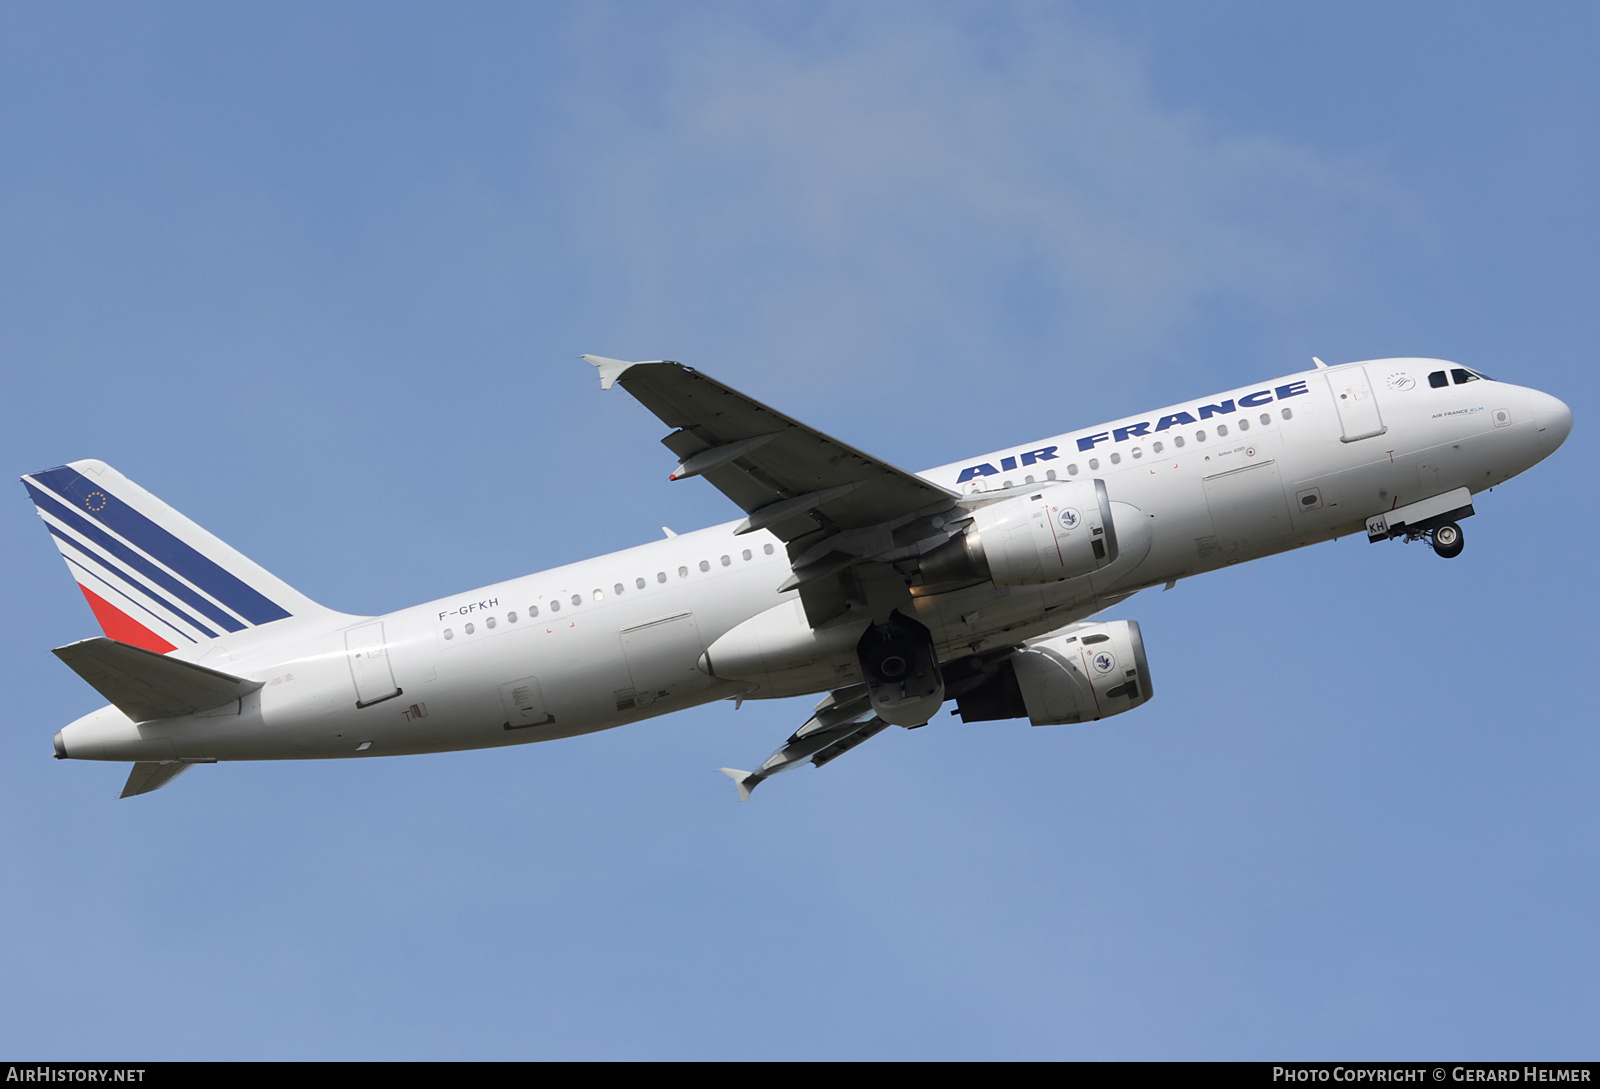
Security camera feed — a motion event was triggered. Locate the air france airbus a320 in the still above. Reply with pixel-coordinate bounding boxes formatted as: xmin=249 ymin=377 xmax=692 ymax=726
xmin=26 ymin=355 xmax=1571 ymax=799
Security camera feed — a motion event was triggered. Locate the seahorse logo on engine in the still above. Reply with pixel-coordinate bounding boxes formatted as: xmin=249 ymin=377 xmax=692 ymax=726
xmin=1058 ymin=507 xmax=1081 ymax=531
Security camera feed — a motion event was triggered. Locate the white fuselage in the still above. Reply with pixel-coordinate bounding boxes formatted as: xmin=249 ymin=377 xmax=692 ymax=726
xmin=58 ymin=359 xmax=1571 ymax=764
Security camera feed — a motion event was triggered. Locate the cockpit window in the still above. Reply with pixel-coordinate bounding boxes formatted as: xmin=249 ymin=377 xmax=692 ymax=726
xmin=1452 ymin=368 xmax=1479 ymax=385
xmin=1429 ymin=371 xmax=1449 ymax=389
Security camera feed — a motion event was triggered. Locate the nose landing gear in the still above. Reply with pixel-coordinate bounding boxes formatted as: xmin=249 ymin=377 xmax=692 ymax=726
xmin=1430 ymin=521 xmax=1464 ymax=559
xmin=1364 ymin=487 xmax=1476 ymax=560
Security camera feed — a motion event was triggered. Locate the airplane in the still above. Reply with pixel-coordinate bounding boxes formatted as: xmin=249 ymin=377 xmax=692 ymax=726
xmin=25 ymin=354 xmax=1571 ymax=799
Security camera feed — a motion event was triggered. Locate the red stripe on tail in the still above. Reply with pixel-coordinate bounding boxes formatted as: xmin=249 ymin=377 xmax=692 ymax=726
xmin=77 ymin=584 xmax=176 ymax=653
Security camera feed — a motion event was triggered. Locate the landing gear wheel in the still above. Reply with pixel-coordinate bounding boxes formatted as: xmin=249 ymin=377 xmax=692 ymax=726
xmin=1432 ymin=522 xmax=1464 ymax=559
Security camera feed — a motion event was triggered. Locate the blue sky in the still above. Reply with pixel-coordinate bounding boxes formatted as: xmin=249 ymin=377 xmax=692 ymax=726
xmin=2 ymin=2 xmax=1595 ymax=1059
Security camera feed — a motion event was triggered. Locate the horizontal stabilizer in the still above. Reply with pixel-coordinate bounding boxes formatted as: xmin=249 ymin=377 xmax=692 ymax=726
xmin=53 ymin=637 xmax=263 ymax=722
xmin=121 ymin=760 xmax=197 ymax=798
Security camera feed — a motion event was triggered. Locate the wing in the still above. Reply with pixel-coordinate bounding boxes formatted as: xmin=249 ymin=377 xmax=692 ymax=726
xmin=587 ymin=356 xmax=961 ymax=625
xmin=717 ymin=684 xmax=892 ymax=801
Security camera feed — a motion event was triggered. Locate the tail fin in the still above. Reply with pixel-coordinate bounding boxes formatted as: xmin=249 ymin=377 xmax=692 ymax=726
xmin=22 ymin=459 xmax=329 ymax=652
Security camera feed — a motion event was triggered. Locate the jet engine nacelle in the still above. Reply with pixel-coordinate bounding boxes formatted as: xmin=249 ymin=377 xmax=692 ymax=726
xmin=921 ymin=480 xmax=1118 ymax=586
xmin=954 ymin=620 xmax=1152 ymax=726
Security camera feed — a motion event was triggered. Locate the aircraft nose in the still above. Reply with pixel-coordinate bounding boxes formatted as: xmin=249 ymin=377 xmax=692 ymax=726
xmin=1531 ymin=389 xmax=1573 ymax=455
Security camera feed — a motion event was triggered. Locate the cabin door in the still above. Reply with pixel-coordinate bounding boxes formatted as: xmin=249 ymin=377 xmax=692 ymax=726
xmin=346 ymin=622 xmax=402 ymax=707
xmin=1328 ymin=366 xmax=1387 ymax=443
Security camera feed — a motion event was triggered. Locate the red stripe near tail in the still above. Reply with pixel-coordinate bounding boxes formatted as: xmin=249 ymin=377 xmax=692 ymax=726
xmin=78 ymin=585 xmax=176 ymax=653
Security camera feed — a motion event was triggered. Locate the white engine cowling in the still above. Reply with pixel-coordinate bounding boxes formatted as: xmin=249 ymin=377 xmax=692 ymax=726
xmin=954 ymin=620 xmax=1152 ymax=725
xmin=921 ymin=480 xmax=1118 ymax=586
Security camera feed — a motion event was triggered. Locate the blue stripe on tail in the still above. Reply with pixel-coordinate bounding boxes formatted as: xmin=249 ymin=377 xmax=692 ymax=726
xmin=46 ymin=524 xmax=221 ymax=638
xmin=29 ymin=485 xmax=242 ymax=633
xmin=28 ymin=466 xmax=291 ymax=625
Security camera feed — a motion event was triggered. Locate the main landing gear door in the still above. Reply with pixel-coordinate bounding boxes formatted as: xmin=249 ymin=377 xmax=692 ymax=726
xmin=346 ymin=622 xmax=402 ymax=708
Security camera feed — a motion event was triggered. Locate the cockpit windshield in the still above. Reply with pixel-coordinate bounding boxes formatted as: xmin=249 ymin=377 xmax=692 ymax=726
xmin=1431 ymin=367 xmax=1495 ymax=388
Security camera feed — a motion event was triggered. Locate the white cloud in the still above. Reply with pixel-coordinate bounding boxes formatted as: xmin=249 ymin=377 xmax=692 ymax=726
xmin=546 ymin=4 xmax=1395 ymax=411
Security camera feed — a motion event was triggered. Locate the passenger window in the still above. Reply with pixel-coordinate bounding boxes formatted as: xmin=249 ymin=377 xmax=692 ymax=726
xmin=572 ymin=594 xmax=583 ymax=606
xmin=1045 ymin=469 xmax=1056 ymax=480
xmin=509 ymin=611 xmax=518 ymax=623
xmin=721 ymin=555 xmax=730 ymax=566
xmin=529 ymin=605 xmax=539 ymax=617
xmin=443 ymin=628 xmax=454 ymax=640
xmin=1429 ymin=371 xmax=1448 ymax=388
xmin=1260 ymin=414 xmax=1270 ymax=425
xmin=1281 ymin=407 xmax=1293 ymax=420
xmin=465 ymin=622 xmax=476 ymax=634
xmin=1024 ymin=474 xmax=1035 ymax=484
xmin=1237 ymin=419 xmax=1249 ymax=431
xmin=1216 ymin=424 xmax=1228 ymax=437
xmin=1067 ymin=464 xmax=1079 ymax=475
xmin=1452 ymin=368 xmax=1478 ymax=385
xmin=613 ymin=583 xmax=624 ymax=595
xmin=1174 ymin=436 xmax=1185 ymax=448
xmin=1153 ymin=441 xmax=1163 ymax=454
xmin=550 ymin=600 xmax=560 ymax=613
xmin=1088 ymin=458 xmax=1099 ymax=470
xmin=1131 ymin=447 xmax=1142 ymax=459
xmin=657 ymin=572 xmax=667 ymax=583
xmin=1196 ymin=430 xmax=1207 ymax=442
xmin=636 ymin=577 xmax=647 ymax=589
xmin=742 ymin=549 xmax=752 ymax=561
xmin=678 ymin=566 xmax=688 ymax=578
xmin=1109 ymin=453 xmax=1120 ymax=465
xmin=485 ymin=616 xmax=496 ymax=629
xmin=763 ymin=544 xmax=774 ymax=555
xmin=699 ymin=560 xmax=710 ymax=572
